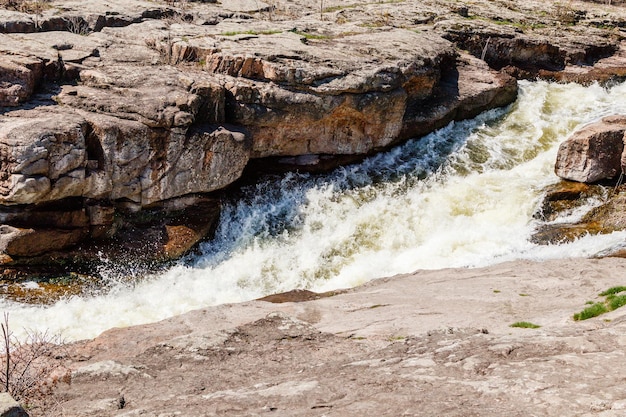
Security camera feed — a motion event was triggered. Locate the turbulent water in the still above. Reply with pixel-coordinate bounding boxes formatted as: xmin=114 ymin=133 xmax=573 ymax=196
xmin=8 ymin=80 xmax=626 ymax=340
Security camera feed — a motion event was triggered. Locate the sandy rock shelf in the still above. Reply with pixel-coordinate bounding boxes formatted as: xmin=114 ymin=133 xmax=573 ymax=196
xmin=40 ymin=257 xmax=626 ymax=416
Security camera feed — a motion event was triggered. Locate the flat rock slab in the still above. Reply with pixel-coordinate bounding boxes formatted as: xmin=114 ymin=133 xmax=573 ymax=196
xmin=45 ymin=257 xmax=626 ymax=417
xmin=221 ymin=0 xmax=270 ymax=13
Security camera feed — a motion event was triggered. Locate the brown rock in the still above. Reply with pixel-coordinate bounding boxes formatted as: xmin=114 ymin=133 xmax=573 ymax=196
xmin=533 ymin=180 xmax=606 ymax=223
xmin=0 ymin=207 xmax=89 ymax=229
xmin=532 ymin=180 xmax=626 ymax=245
xmin=581 ymin=191 xmax=626 ymax=233
xmin=0 ymin=54 xmax=43 ymax=106
xmin=555 ymin=116 xmax=626 ymax=183
xmin=401 ymin=51 xmax=518 ymax=140
xmin=80 ymin=196 xmax=221 ymax=263
xmin=0 ymin=224 xmax=87 ymax=257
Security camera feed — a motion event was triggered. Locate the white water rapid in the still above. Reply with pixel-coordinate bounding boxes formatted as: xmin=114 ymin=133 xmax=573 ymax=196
xmin=8 ymin=80 xmax=626 ymax=341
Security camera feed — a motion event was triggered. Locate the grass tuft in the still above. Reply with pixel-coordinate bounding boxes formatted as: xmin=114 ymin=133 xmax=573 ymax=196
xmin=608 ymin=295 xmax=626 ymax=311
xmin=573 ymin=302 xmax=608 ymax=321
xmin=510 ymin=321 xmax=541 ymax=329
xmin=599 ymin=286 xmax=626 ymax=297
xmin=294 ymin=30 xmax=331 ymax=40
xmin=574 ymin=285 xmax=626 ymax=321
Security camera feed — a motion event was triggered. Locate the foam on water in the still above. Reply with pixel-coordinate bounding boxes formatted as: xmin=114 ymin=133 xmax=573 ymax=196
xmin=6 ymin=80 xmax=626 ymax=340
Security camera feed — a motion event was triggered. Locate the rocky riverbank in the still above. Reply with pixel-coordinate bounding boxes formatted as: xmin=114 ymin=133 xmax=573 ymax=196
xmin=33 ymin=257 xmax=626 ymax=416
xmin=2 ymin=0 xmax=626 ymax=277
xmin=3 ymin=1 xmax=626 ymax=415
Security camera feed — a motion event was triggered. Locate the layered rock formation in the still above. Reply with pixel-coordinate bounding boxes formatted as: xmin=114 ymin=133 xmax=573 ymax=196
xmin=2 ymin=0 xmax=626 ymax=273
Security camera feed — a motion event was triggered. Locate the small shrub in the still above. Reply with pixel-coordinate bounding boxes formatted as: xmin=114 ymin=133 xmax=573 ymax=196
xmin=510 ymin=321 xmax=541 ymax=329
xmin=65 ymin=16 xmax=90 ymax=35
xmin=553 ymin=3 xmax=578 ymax=25
xmin=0 ymin=313 xmax=68 ymax=407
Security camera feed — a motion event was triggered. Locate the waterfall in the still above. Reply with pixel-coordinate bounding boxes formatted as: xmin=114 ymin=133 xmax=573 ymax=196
xmin=6 ymin=80 xmax=626 ymax=341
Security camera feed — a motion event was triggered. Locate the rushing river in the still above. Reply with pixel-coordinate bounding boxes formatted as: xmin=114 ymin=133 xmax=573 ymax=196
xmin=8 ymin=80 xmax=626 ymax=340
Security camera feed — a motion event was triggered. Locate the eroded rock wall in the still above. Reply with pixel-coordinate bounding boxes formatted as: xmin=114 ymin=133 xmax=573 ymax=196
xmin=2 ymin=0 xmax=626 ymax=268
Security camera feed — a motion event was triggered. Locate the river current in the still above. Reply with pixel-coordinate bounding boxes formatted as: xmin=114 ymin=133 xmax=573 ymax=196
xmin=8 ymin=80 xmax=626 ymax=340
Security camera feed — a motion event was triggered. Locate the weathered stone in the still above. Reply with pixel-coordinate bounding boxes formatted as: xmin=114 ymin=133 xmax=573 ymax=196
xmin=0 ymin=55 xmax=43 ymax=106
xmin=0 ymin=107 xmax=248 ymax=209
xmin=533 ymin=181 xmax=607 ymax=223
xmin=222 ymin=0 xmax=269 ymax=13
xmin=0 ymin=207 xmax=89 ymax=229
xmin=80 ymin=113 xmax=250 ymax=206
xmin=0 ymin=110 xmax=89 ymax=205
xmin=76 ymin=197 xmax=221 ymax=263
xmin=140 ymin=124 xmax=251 ymax=205
xmin=57 ymin=64 xmax=225 ymax=127
xmin=0 ymin=101 xmax=246 ymax=258
xmin=204 ymin=29 xmax=460 ymax=157
xmin=555 ymin=116 xmax=626 ymax=183
xmin=581 ymin=191 xmax=626 ymax=232
xmin=0 ymin=393 xmax=28 ymax=417
xmin=535 ymin=116 xmax=626 ymax=244
xmin=0 ymin=224 xmax=87 ymax=257
xmin=42 ymin=257 xmax=626 ymax=417
xmin=401 ymin=51 xmax=518 ymax=140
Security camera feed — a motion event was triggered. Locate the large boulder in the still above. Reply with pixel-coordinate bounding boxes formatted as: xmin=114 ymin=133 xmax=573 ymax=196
xmin=0 ymin=108 xmax=249 ymax=209
xmin=0 ymin=104 xmax=248 ymax=263
xmin=0 ymin=225 xmax=88 ymax=257
xmin=555 ymin=116 xmax=626 ymax=183
xmin=535 ymin=116 xmax=626 ymax=245
xmin=160 ymin=25 xmax=517 ymax=157
xmin=0 ymin=393 xmax=28 ymax=417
